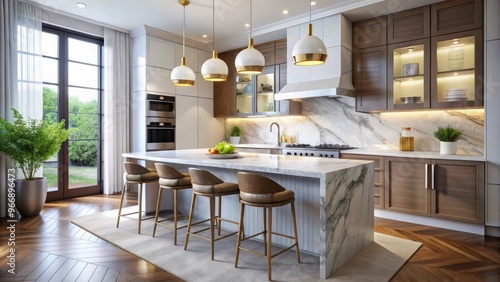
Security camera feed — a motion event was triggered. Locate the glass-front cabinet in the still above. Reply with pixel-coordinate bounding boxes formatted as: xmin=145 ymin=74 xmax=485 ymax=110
xmin=236 ymin=66 xmax=277 ymax=116
xmin=388 ymin=39 xmax=430 ymax=110
xmin=431 ymin=29 xmax=483 ymax=108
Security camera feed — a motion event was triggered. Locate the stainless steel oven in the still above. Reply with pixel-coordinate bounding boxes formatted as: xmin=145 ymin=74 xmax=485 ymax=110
xmin=146 ymin=117 xmax=175 ymax=151
xmin=147 ymin=94 xmax=175 ymax=118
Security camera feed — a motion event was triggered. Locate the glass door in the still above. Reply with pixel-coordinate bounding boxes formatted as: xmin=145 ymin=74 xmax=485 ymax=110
xmin=255 ymin=67 xmax=275 ymax=114
xmin=235 ymin=73 xmax=253 ymax=115
xmin=388 ymin=39 xmax=430 ymax=110
xmin=431 ymin=29 xmax=483 ymax=108
xmin=42 ymin=25 xmax=102 ymax=201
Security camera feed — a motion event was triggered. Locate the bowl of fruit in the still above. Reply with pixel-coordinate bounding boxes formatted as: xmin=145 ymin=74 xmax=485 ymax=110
xmin=207 ymin=141 xmax=239 ymax=159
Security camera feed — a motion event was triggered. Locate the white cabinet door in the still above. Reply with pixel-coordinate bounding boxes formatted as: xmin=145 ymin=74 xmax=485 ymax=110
xmin=486 ymin=39 xmax=500 ymax=184
xmin=197 ymin=73 xmax=213 ymax=99
xmin=198 ymin=98 xmax=224 ymax=148
xmin=175 ymin=95 xmax=198 ymax=149
xmin=146 ymin=66 xmax=175 ymax=94
xmin=174 ymin=45 xmax=198 ymax=71
xmin=147 ymin=37 xmax=175 ymax=69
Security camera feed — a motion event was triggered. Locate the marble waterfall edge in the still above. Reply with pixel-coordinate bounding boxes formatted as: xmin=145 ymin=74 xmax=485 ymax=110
xmin=320 ymin=162 xmax=374 ymax=278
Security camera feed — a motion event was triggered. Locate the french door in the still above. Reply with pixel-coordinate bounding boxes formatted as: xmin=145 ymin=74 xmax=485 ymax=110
xmin=41 ymin=25 xmax=103 ymax=201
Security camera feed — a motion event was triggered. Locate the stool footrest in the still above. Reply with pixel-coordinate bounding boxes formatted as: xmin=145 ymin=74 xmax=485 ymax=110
xmin=238 ymin=243 xmax=298 ymax=260
xmin=190 ymin=230 xmax=238 ymax=242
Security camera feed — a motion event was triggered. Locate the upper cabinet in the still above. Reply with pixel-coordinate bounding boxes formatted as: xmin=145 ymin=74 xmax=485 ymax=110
xmin=388 ymin=6 xmax=430 ymax=44
xmin=353 ymin=0 xmax=483 ymax=112
xmin=353 ymin=16 xmax=387 ymax=49
xmin=431 ymin=0 xmax=483 ymax=36
xmin=431 ymin=29 xmax=483 ymax=108
xmin=214 ymin=39 xmax=301 ymax=118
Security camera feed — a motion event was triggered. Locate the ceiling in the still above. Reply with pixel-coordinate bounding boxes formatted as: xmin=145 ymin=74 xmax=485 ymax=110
xmin=26 ymin=0 xmax=443 ymax=51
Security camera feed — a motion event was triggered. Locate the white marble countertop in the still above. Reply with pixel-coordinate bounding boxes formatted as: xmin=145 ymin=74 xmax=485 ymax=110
xmin=341 ymin=148 xmax=485 ymax=161
xmin=123 ymin=149 xmax=372 ymax=178
xmin=235 ymin=143 xmax=283 ymax=149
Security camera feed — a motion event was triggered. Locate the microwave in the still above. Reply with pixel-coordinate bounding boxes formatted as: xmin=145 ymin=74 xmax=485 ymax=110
xmin=147 ymin=94 xmax=175 ymax=118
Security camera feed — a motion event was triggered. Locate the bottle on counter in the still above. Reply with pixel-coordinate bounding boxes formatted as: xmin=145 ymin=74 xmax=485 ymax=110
xmin=399 ymin=127 xmax=414 ymax=151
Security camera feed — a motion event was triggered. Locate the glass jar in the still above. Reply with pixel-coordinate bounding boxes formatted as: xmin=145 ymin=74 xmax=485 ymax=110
xmin=399 ymin=127 xmax=414 ymax=151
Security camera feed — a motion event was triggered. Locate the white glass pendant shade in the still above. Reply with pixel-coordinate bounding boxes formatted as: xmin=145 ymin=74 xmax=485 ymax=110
xmin=171 ymin=56 xmax=195 ymax=86
xmin=202 ymin=50 xmax=228 ymax=81
xmin=292 ymin=23 xmax=328 ymax=66
xmin=235 ymin=38 xmax=265 ymax=74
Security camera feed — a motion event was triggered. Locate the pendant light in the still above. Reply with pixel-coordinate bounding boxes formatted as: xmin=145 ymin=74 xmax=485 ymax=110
xmin=201 ymin=0 xmax=228 ymax=81
xmin=292 ymin=0 xmax=328 ymax=66
xmin=171 ymin=0 xmax=196 ymax=86
xmin=234 ymin=0 xmax=265 ymax=74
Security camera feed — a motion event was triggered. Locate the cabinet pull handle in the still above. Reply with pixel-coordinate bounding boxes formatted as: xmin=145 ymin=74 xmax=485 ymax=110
xmin=431 ymin=164 xmax=435 ymax=190
xmin=425 ymin=164 xmax=428 ymax=189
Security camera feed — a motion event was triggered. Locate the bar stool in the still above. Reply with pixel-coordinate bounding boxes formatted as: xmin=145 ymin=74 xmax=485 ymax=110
xmin=117 ymin=162 xmax=159 ymax=234
xmin=152 ymin=163 xmax=192 ymax=245
xmin=235 ymin=172 xmax=300 ymax=281
xmin=184 ymin=168 xmax=240 ymax=260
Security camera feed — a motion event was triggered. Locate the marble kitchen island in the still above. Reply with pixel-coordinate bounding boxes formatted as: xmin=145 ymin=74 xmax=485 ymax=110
xmin=123 ymin=149 xmax=374 ymax=279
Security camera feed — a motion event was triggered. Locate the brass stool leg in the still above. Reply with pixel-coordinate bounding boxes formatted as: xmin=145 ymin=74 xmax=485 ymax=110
xmin=184 ymin=192 xmax=197 ymax=250
xmin=234 ymin=201 xmax=245 ymax=267
xmin=267 ymin=206 xmax=273 ymax=281
xmin=291 ymin=200 xmax=300 ymax=262
xmin=173 ymin=188 xmax=179 ymax=245
xmin=152 ymin=187 xmax=164 ymax=237
xmin=138 ymin=183 xmax=143 ymax=234
xmin=263 ymin=207 xmax=267 ymax=256
xmin=116 ymin=182 xmax=127 ymax=228
xmin=217 ymin=196 xmax=222 ymax=236
xmin=209 ymin=196 xmax=216 ymax=260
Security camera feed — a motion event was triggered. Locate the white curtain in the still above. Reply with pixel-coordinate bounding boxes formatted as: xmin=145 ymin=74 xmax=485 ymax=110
xmin=0 ymin=0 xmax=18 ymax=218
xmin=0 ymin=0 xmax=42 ymax=217
xmin=102 ymin=28 xmax=130 ymax=194
xmin=15 ymin=1 xmax=42 ymax=120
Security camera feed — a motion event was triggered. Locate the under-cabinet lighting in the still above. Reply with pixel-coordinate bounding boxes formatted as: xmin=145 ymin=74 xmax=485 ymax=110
xmin=76 ymin=2 xmax=86 ymax=8
xmin=453 ymin=72 xmax=458 ymax=76
xmin=452 ymin=39 xmax=459 ymax=45
xmin=408 ymin=48 xmax=414 ymax=53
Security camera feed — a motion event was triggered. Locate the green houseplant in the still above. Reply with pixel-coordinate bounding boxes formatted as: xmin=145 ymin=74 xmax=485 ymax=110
xmin=228 ymin=125 xmax=242 ymax=144
xmin=0 ymin=108 xmax=69 ymax=216
xmin=433 ymin=125 xmax=463 ymax=155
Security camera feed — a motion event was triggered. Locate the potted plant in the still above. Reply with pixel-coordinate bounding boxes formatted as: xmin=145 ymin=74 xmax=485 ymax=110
xmin=228 ymin=124 xmax=242 ymax=144
xmin=0 ymin=108 xmax=69 ymax=217
xmin=433 ymin=125 xmax=464 ymax=155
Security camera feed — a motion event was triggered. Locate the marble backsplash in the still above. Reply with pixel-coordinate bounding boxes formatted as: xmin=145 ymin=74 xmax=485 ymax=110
xmin=226 ymin=97 xmax=484 ymax=155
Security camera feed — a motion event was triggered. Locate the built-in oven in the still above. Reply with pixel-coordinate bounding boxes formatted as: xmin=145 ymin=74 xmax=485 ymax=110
xmin=146 ymin=117 xmax=175 ymax=151
xmin=147 ymin=94 xmax=175 ymax=118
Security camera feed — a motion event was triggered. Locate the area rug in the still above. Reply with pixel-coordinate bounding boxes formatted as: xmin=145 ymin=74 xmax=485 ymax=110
xmin=71 ymin=208 xmax=421 ymax=281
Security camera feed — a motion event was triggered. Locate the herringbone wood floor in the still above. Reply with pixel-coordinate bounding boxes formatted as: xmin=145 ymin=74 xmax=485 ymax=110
xmin=1 ymin=194 xmax=499 ymax=281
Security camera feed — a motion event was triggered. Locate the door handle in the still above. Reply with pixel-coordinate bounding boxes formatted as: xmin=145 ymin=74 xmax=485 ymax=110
xmin=424 ymin=163 xmax=428 ymax=189
xmin=431 ymin=164 xmax=435 ymax=190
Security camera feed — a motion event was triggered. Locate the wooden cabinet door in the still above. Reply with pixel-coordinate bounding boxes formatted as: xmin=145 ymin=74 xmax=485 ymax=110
xmin=255 ymin=41 xmax=275 ymax=66
xmin=385 ymin=157 xmax=431 ymax=216
xmin=214 ymin=49 xmax=239 ymax=117
xmin=388 ymin=6 xmax=430 ymax=44
xmin=354 ymin=46 xmax=387 ymax=112
xmin=342 ymin=154 xmax=385 ymax=209
xmin=275 ymin=38 xmax=287 ymax=65
xmin=432 ymin=160 xmax=485 ymax=224
xmin=431 ymin=0 xmax=483 ymax=36
xmin=353 ymin=16 xmax=387 ymax=49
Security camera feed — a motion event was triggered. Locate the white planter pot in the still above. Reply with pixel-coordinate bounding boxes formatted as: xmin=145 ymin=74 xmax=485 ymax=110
xmin=440 ymin=141 xmax=458 ymax=155
xmin=229 ymin=136 xmax=240 ymax=144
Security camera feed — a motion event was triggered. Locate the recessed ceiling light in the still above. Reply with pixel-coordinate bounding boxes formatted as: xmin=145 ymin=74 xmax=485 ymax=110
xmin=76 ymin=2 xmax=86 ymax=8
xmin=283 ymin=10 xmax=289 ymax=15
xmin=311 ymin=1 xmax=317 ymax=5
xmin=245 ymin=23 xmax=250 ymax=28
xmin=203 ymin=34 xmax=208 ymax=38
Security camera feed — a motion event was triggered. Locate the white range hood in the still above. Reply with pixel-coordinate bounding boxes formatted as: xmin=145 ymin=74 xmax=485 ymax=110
xmin=276 ymin=14 xmax=355 ymax=100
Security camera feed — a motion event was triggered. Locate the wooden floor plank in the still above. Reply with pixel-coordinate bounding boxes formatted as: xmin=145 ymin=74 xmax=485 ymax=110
xmin=48 ymin=258 xmax=78 ymax=281
xmin=62 ymin=260 xmax=88 ymax=282
xmin=36 ymin=256 xmax=68 ymax=281
xmin=88 ymin=265 xmax=109 ymax=282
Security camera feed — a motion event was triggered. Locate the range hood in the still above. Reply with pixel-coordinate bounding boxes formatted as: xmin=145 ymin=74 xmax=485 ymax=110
xmin=275 ymin=14 xmax=355 ymax=100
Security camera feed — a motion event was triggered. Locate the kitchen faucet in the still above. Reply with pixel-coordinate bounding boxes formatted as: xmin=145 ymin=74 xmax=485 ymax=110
xmin=270 ymin=122 xmax=280 ymax=147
